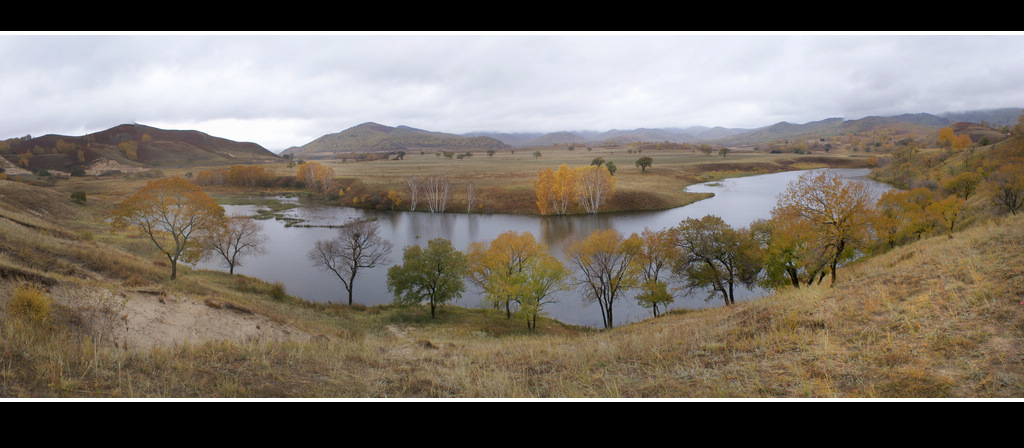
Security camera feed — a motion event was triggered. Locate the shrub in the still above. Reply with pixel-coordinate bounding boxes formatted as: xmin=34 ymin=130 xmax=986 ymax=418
xmin=6 ymin=283 xmax=53 ymax=324
xmin=269 ymin=281 xmax=288 ymax=301
xmin=70 ymin=191 xmax=87 ymax=204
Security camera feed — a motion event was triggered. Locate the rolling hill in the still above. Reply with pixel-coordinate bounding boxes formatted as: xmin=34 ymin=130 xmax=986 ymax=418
xmin=0 ymin=123 xmax=280 ymax=175
xmin=281 ymin=122 xmax=510 ymax=158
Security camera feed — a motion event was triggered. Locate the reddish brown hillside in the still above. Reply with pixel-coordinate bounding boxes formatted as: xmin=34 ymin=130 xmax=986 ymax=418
xmin=949 ymin=121 xmax=1008 ymax=145
xmin=1 ymin=123 xmax=279 ymax=173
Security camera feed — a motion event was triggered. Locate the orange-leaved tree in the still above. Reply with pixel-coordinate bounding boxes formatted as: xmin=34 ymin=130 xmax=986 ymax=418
xmin=112 ymin=177 xmax=225 ymax=279
xmin=297 ymin=161 xmax=335 ymax=197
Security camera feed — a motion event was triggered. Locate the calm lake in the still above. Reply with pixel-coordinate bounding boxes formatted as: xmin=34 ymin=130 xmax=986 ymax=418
xmin=196 ymin=168 xmax=893 ymax=328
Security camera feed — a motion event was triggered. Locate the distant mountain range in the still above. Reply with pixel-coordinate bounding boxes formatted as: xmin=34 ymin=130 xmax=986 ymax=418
xmin=4 ymin=108 xmax=1020 ymax=171
xmin=465 ymin=107 xmax=1024 ymax=148
xmin=283 ymin=107 xmax=1022 ymax=157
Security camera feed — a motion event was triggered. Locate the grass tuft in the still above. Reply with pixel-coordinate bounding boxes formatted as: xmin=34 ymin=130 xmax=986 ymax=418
xmin=6 ymin=283 xmax=52 ymax=324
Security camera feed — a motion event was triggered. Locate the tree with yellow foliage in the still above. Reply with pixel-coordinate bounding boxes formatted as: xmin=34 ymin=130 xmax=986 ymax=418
xmin=565 ymin=229 xmax=642 ymax=328
xmin=466 ymin=231 xmax=569 ymax=330
xmin=118 ymin=140 xmax=138 ymax=161
xmin=384 ymin=189 xmax=402 ymax=211
xmin=927 ymin=195 xmax=966 ymax=238
xmin=111 ymin=177 xmax=225 ymax=279
xmin=871 ymin=189 xmax=926 ymax=250
xmin=771 ymin=170 xmax=875 ymax=287
xmin=635 ymin=227 xmax=678 ymax=317
xmin=749 ymin=217 xmax=825 ymax=289
xmin=534 ymin=164 xmax=575 ymax=215
xmin=297 ymin=161 xmax=335 ymax=197
xmin=944 ymin=171 xmax=983 ymax=200
xmin=939 ymin=126 xmax=955 ymax=149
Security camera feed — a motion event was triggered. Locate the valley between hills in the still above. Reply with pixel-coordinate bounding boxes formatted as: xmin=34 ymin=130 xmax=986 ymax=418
xmin=1 ymin=108 xmax=1023 ymax=399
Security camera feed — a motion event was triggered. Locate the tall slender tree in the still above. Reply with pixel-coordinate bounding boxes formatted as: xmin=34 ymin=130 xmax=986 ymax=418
xmin=565 ymin=229 xmax=642 ymax=329
xmin=635 ymin=227 xmax=677 ymax=317
xmin=574 ymin=165 xmax=615 ymax=214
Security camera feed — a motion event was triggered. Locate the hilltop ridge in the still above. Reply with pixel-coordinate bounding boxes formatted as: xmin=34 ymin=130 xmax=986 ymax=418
xmin=281 ymin=122 xmax=510 ymax=158
xmin=283 ymin=107 xmax=1023 ymax=154
xmin=1 ymin=123 xmax=280 ymax=175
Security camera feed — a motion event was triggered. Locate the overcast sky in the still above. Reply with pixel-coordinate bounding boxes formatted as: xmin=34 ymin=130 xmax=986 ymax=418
xmin=2 ymin=32 xmax=1022 ymax=152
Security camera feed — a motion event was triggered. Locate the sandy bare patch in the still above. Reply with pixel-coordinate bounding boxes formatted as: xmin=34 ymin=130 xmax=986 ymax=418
xmin=47 ymin=283 xmax=310 ymax=352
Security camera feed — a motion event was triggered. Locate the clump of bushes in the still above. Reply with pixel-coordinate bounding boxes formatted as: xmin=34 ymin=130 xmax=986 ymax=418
xmin=6 ymin=282 xmax=53 ymax=324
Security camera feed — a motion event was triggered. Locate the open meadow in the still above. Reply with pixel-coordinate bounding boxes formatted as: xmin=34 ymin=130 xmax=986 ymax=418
xmin=191 ymin=144 xmax=875 ymax=215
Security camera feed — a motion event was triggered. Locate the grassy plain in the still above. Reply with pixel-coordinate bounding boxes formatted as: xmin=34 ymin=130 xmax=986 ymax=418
xmin=210 ymin=145 xmax=873 ymax=215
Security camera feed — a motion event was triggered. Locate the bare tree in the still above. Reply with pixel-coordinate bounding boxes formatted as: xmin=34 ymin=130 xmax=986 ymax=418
xmin=574 ymin=165 xmax=615 ymax=214
xmin=308 ymin=219 xmax=393 ymax=305
xmin=405 ymin=176 xmax=421 ymax=212
xmin=423 ymin=175 xmax=451 ymax=213
xmin=466 ymin=181 xmax=476 ymax=213
xmin=201 ymin=214 xmax=268 ymax=275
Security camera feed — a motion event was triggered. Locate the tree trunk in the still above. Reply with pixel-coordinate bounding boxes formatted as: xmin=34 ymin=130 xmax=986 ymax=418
xmin=830 ymin=240 xmax=845 ymax=287
xmin=728 ymin=279 xmax=735 ymax=305
xmin=348 ymin=272 xmax=357 ymax=306
xmin=606 ymin=301 xmax=614 ymax=329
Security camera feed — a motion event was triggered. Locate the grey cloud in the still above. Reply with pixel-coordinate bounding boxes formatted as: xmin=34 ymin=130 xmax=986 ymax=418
xmin=1 ymin=33 xmax=1022 ymax=151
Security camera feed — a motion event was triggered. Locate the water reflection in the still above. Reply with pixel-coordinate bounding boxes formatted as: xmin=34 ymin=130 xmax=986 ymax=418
xmin=196 ymin=168 xmax=892 ymax=327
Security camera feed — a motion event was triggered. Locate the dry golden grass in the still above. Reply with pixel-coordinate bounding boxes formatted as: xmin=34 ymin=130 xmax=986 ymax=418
xmin=252 ymin=147 xmax=872 ymax=215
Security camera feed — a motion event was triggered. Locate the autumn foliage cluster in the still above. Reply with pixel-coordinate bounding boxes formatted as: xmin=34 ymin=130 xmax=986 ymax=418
xmin=193 ymin=164 xmax=277 ymax=187
xmin=534 ymin=164 xmax=616 ymax=215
